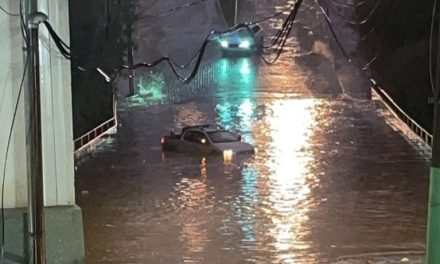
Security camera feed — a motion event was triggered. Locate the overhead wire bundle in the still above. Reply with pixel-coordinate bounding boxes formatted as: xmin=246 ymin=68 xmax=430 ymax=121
xmin=43 ymin=21 xmax=71 ymax=59
xmin=104 ymin=0 xmax=304 ymax=83
xmin=42 ymin=0 xmax=307 ymax=84
xmin=323 ymin=0 xmax=383 ymax=25
xmin=316 ymin=0 xmax=383 ymax=70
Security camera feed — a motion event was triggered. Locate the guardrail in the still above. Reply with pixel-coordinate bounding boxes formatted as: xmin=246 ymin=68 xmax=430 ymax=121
xmin=73 ymin=117 xmax=117 ymax=153
xmin=370 ymin=79 xmax=433 ymax=148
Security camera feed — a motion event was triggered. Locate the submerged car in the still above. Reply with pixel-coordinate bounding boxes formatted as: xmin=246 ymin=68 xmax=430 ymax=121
xmin=218 ymin=24 xmax=264 ymax=56
xmin=161 ymin=124 xmax=255 ymax=156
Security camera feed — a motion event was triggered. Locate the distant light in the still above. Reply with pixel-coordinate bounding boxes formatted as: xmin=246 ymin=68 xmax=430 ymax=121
xmin=96 ymin=67 xmax=111 ymax=83
xmin=161 ymin=137 xmax=165 ymax=144
xmin=239 ymin=40 xmax=250 ymax=49
xmin=201 ymin=138 xmax=207 ymax=144
xmin=220 ymin=40 xmax=228 ymax=48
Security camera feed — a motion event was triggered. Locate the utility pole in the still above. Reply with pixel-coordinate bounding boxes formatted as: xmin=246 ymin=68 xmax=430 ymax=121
xmin=127 ymin=23 xmax=135 ymax=96
xmin=234 ymin=0 xmax=238 ymax=26
xmin=426 ymin=11 xmax=440 ymax=264
xmin=27 ymin=10 xmax=47 ymax=264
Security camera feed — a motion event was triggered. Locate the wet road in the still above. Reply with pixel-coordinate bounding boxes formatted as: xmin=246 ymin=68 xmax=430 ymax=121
xmin=76 ymin=1 xmax=430 ymax=263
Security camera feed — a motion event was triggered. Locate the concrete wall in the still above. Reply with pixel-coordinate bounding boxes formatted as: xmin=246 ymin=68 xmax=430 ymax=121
xmin=0 ymin=0 xmax=28 ymax=208
xmin=1 ymin=1 xmax=84 ymax=263
xmin=0 ymin=0 xmax=75 ymax=208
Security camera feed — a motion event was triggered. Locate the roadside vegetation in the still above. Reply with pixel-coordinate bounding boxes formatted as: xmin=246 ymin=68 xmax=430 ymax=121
xmin=355 ymin=0 xmax=434 ymax=131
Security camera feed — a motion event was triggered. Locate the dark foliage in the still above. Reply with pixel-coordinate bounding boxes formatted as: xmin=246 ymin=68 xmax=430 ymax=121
xmin=355 ymin=0 xmax=434 ymax=131
xmin=69 ymin=0 xmax=138 ymax=138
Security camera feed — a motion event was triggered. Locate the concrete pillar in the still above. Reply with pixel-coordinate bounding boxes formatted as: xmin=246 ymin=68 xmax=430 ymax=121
xmin=0 ymin=0 xmax=75 ymax=209
xmin=0 ymin=0 xmax=84 ymax=263
xmin=37 ymin=0 xmax=75 ymax=207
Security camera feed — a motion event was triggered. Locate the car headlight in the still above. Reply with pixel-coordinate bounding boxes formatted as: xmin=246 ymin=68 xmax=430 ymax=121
xmin=220 ymin=40 xmax=228 ymax=48
xmin=239 ymin=40 xmax=250 ymax=49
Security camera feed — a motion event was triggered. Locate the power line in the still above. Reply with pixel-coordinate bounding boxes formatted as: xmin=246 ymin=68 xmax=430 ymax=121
xmin=45 ymin=0 xmax=301 ymax=83
xmin=105 ymin=1 xmax=303 ymax=84
xmin=0 ymin=5 xmax=20 ymax=17
xmin=260 ymin=0 xmax=302 ymax=64
xmin=1 ymin=56 xmax=29 ymax=262
xmin=317 ymin=0 xmax=377 ymax=71
xmin=430 ymin=0 xmax=439 ymax=95
xmin=42 ymin=21 xmax=71 ymax=59
xmin=328 ymin=0 xmax=371 ymax=8
xmin=322 ymin=0 xmax=383 ymax=25
xmin=135 ymin=0 xmax=214 ymax=22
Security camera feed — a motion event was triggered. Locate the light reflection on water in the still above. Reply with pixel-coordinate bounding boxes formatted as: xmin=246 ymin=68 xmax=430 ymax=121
xmin=76 ymin=49 xmax=429 ymax=263
xmin=237 ymin=98 xmax=320 ymax=263
xmin=76 ymin=1 xmax=429 ymax=263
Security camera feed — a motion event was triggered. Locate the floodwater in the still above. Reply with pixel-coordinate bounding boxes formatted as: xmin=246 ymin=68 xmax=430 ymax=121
xmin=75 ymin=1 xmax=430 ymax=263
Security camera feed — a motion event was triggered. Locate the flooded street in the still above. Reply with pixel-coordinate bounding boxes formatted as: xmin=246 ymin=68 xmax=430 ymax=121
xmin=75 ymin=1 xmax=430 ymax=263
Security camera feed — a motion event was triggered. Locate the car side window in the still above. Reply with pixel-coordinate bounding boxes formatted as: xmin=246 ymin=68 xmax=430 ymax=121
xmin=252 ymin=25 xmax=260 ymax=34
xmin=183 ymin=131 xmax=209 ymax=145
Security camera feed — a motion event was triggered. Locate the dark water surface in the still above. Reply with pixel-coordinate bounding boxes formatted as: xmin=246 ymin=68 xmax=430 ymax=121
xmin=76 ymin=1 xmax=430 ymax=263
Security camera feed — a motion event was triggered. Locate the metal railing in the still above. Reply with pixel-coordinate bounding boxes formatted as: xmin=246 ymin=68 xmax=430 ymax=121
xmin=73 ymin=117 xmax=117 ymax=153
xmin=371 ymin=79 xmax=433 ymax=148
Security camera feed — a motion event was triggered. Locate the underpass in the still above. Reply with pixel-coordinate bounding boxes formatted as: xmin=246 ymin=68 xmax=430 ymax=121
xmin=75 ymin=0 xmax=430 ymax=263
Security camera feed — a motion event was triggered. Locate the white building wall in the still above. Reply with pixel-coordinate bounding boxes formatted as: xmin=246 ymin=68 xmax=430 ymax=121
xmin=0 ymin=0 xmax=75 ymax=208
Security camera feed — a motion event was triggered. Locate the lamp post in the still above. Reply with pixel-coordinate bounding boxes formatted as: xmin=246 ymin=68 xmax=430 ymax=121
xmin=27 ymin=11 xmax=48 ymax=264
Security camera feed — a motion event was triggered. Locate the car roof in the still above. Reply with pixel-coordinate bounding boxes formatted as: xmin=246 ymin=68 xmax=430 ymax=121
xmin=182 ymin=124 xmax=225 ymax=133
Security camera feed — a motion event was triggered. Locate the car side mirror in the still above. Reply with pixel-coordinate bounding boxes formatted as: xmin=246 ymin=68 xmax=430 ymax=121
xmin=237 ymin=135 xmax=242 ymax=141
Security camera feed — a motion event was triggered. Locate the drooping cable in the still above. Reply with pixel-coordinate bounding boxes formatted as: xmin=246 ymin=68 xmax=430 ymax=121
xmin=260 ymin=2 xmax=300 ymax=64
xmin=42 ymin=21 xmax=71 ymax=59
xmin=109 ymin=2 xmax=303 ymax=84
xmin=430 ymin=0 xmax=438 ymax=95
xmin=99 ymin=0 xmax=297 ymax=82
xmin=317 ymin=0 xmax=377 ymax=70
xmin=0 ymin=5 xmax=20 ymax=16
xmin=337 ymin=0 xmax=394 ymax=44
xmin=328 ymin=0 xmax=371 ymax=8
xmin=136 ymin=0 xmax=214 ymax=21
xmin=322 ymin=0 xmax=383 ymax=25
xmin=44 ymin=1 xmax=302 ymax=82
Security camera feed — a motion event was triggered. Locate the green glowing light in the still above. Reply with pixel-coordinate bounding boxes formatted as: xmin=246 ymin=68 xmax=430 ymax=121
xmin=127 ymin=72 xmax=165 ymax=107
xmin=240 ymin=59 xmax=251 ymax=75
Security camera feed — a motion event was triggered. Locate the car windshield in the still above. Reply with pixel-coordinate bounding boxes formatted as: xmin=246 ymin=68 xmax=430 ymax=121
xmin=207 ymin=131 xmax=240 ymax=143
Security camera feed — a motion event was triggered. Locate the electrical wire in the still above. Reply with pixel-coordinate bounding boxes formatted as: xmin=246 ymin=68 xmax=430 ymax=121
xmin=328 ymin=0 xmax=371 ymax=8
xmin=45 ymin=0 xmax=301 ymax=83
xmin=317 ymin=0 xmax=377 ymax=71
xmin=0 ymin=5 xmax=20 ymax=16
xmin=167 ymin=1 xmax=297 ymax=69
xmin=135 ymin=0 xmax=214 ymax=21
xmin=42 ymin=21 xmax=71 ymax=59
xmin=430 ymin=0 xmax=438 ymax=95
xmin=108 ymin=1 xmax=303 ymax=84
xmin=0 ymin=56 xmax=29 ymax=263
xmin=260 ymin=1 xmax=301 ymax=64
xmin=322 ymin=0 xmax=383 ymax=25
xmin=337 ymin=0 xmax=394 ymax=44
